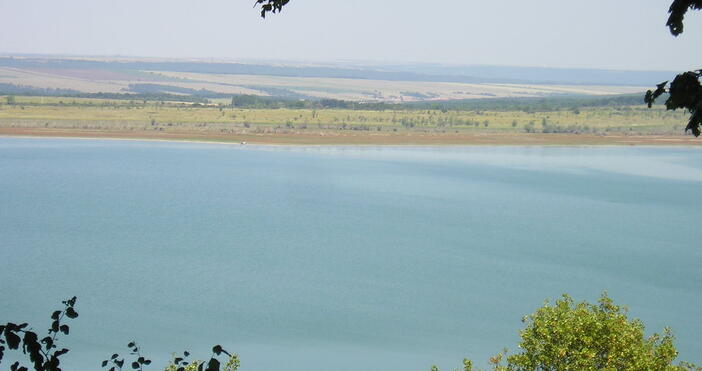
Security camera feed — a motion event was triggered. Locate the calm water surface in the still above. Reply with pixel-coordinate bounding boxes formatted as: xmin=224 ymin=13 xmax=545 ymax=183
xmin=1 ymin=138 xmax=701 ymax=370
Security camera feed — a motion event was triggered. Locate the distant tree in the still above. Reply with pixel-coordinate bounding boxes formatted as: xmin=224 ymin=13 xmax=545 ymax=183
xmin=6 ymin=95 xmax=16 ymax=105
xmin=523 ymin=121 xmax=536 ymax=133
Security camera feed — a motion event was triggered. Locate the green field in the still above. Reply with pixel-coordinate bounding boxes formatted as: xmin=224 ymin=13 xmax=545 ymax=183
xmin=0 ymin=95 xmax=690 ymax=136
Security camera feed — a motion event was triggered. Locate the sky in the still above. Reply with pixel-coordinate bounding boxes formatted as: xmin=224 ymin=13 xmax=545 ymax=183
xmin=0 ymin=0 xmax=701 ymax=71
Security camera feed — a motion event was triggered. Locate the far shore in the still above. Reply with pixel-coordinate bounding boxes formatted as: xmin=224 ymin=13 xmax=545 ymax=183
xmin=2 ymin=127 xmax=702 ymax=147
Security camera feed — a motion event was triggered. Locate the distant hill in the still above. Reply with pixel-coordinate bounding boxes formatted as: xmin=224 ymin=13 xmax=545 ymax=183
xmin=368 ymin=63 xmax=675 ymax=86
xmin=0 ymin=57 xmax=673 ymax=86
xmin=0 ymin=56 xmax=651 ymax=102
xmin=0 ymin=57 xmax=492 ymax=83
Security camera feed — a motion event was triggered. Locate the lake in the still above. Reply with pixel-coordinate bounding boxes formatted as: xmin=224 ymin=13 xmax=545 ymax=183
xmin=1 ymin=137 xmax=701 ymax=370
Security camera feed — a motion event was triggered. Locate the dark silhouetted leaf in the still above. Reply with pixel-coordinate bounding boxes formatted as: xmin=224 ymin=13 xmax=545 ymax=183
xmin=6 ymin=331 xmax=21 ymax=349
xmin=686 ymin=109 xmax=702 ymax=136
xmin=667 ymin=0 xmax=702 ymax=36
xmin=206 ymin=357 xmax=220 ymax=371
xmin=42 ymin=336 xmax=54 ymax=351
xmin=255 ymin=0 xmax=290 ymax=18
xmin=212 ymin=345 xmax=222 ymax=355
xmin=645 ymin=81 xmax=668 ymax=108
xmin=55 ymin=348 xmax=69 ymax=357
xmin=65 ymin=307 xmax=78 ymax=319
xmin=21 ymin=331 xmax=38 ymax=350
xmin=21 ymin=330 xmax=42 ymax=369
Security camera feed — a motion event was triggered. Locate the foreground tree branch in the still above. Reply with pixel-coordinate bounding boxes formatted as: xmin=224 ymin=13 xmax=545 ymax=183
xmin=254 ymin=0 xmax=289 ymax=18
xmin=645 ymin=1 xmax=702 ymax=136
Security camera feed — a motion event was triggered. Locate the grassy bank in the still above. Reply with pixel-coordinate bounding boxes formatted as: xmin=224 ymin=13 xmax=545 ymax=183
xmin=0 ymin=95 xmax=697 ymax=145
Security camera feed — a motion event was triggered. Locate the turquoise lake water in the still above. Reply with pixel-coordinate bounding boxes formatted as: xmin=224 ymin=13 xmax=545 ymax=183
xmin=1 ymin=137 xmax=701 ymax=370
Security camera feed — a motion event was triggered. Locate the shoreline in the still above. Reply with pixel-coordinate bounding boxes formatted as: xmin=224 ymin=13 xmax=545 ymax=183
xmin=1 ymin=128 xmax=702 ymax=147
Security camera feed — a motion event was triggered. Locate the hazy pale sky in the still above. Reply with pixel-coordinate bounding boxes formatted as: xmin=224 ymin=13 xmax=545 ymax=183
xmin=1 ymin=0 xmax=701 ymax=70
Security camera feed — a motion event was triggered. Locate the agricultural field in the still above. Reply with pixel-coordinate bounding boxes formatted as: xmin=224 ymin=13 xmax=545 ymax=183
xmin=148 ymin=70 xmax=646 ymax=102
xmin=0 ymin=57 xmax=649 ymax=103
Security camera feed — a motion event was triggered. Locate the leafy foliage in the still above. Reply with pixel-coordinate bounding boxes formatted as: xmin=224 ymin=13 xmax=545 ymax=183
xmin=435 ymin=293 xmax=700 ymax=371
xmin=667 ymin=0 xmax=702 ymax=36
xmin=644 ymin=1 xmax=702 ymax=136
xmin=161 ymin=346 xmax=239 ymax=371
xmin=254 ymin=0 xmax=289 ymax=18
xmin=646 ymin=71 xmax=702 ymax=136
xmin=507 ymin=293 xmax=686 ymax=370
xmin=0 ymin=297 xmax=78 ymax=371
xmin=101 ymin=343 xmax=238 ymax=371
xmin=2 ymin=298 xmax=239 ymax=371
xmin=101 ymin=342 xmax=152 ymax=371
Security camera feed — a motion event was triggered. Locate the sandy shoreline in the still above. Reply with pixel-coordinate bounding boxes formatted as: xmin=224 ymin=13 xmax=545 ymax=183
xmin=1 ymin=127 xmax=702 ymax=146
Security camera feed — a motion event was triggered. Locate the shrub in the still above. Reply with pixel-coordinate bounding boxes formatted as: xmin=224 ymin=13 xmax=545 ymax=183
xmin=508 ymin=293 xmax=687 ymax=370
xmin=436 ymin=293 xmax=700 ymax=371
xmin=523 ymin=122 xmax=536 ymax=133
